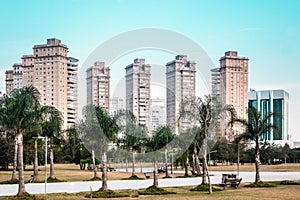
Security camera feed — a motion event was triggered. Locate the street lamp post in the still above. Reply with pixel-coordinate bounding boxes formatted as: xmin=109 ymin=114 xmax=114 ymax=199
xmin=171 ymin=148 xmax=174 ymax=175
xmin=33 ymin=136 xmax=47 ymax=194
xmin=237 ymin=143 xmax=240 ymax=178
xmin=208 ymin=150 xmax=217 ymax=166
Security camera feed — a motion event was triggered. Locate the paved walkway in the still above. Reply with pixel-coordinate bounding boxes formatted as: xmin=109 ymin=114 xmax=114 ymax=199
xmin=1 ymin=171 xmax=300 ymax=196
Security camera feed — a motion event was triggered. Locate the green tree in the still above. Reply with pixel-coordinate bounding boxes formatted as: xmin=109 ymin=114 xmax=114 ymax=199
xmin=41 ymin=106 xmax=63 ymax=179
xmin=64 ymin=127 xmax=86 ymax=164
xmin=115 ymin=110 xmax=148 ymax=178
xmin=0 ymin=86 xmax=40 ymax=195
xmin=77 ymin=105 xmax=100 ymax=179
xmin=228 ymin=105 xmax=277 ymax=184
xmin=282 ymin=143 xmax=290 ymax=164
xmin=148 ymin=125 xmax=174 ymax=187
xmin=95 ymin=106 xmax=119 ymax=191
xmin=179 ymin=95 xmax=220 ymax=194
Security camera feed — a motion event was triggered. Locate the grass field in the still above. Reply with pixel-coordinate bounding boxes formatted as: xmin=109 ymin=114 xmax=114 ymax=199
xmin=1 ymin=185 xmax=299 ymax=199
xmin=1 ymin=163 xmax=300 ymax=183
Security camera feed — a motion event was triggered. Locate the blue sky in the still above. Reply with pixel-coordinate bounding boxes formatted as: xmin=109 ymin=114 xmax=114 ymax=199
xmin=0 ymin=0 xmax=299 ymax=140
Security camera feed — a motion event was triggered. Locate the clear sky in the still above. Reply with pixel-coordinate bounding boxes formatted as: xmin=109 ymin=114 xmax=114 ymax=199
xmin=0 ymin=0 xmax=299 ymax=140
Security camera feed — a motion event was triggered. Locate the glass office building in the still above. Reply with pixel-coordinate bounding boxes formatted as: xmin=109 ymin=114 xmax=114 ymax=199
xmin=248 ymin=90 xmax=290 ymax=145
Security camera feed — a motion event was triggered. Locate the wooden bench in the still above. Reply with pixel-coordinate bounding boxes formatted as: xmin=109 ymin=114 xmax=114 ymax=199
xmin=144 ymin=172 xmax=153 ymax=179
xmin=220 ymin=174 xmax=242 ymax=188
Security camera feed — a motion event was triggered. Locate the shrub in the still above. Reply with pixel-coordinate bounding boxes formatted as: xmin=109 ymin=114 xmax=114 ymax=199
xmin=244 ymin=182 xmax=276 ymax=188
xmin=190 ymin=183 xmax=223 ymax=192
xmin=0 ymin=179 xmax=19 ymax=184
xmin=87 ymin=176 xmax=101 ymax=181
xmin=280 ymin=180 xmax=300 ymax=185
xmin=86 ymin=190 xmax=130 ymax=198
xmin=139 ymin=185 xmax=176 ymax=195
xmin=47 ymin=177 xmax=63 ymax=183
xmin=121 ymin=175 xmax=144 ymax=180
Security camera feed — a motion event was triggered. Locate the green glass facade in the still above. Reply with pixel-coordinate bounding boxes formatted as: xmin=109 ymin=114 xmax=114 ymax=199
xmin=248 ymin=90 xmax=289 ymax=143
xmin=273 ymin=99 xmax=283 ymax=140
xmin=260 ymin=99 xmax=271 ymax=140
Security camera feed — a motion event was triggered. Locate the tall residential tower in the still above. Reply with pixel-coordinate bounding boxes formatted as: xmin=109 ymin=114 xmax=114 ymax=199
xmin=125 ymin=58 xmax=151 ymax=129
xmin=212 ymin=51 xmax=248 ymax=140
xmin=21 ymin=38 xmax=78 ymax=129
xmin=166 ymin=55 xmax=196 ymax=134
xmin=86 ymin=61 xmax=110 ymax=112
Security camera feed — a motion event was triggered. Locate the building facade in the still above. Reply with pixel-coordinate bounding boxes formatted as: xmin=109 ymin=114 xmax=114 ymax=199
xmin=248 ymin=89 xmax=290 ymax=145
xmin=5 ymin=63 xmax=23 ymax=95
xmin=166 ymin=55 xmax=196 ymax=134
xmin=5 ymin=70 xmax=13 ymax=95
xmin=110 ymin=97 xmax=125 ymax=114
xmin=149 ymin=98 xmax=166 ymax=134
xmin=20 ymin=38 xmax=78 ymax=129
xmin=86 ymin=61 xmax=110 ymax=112
xmin=125 ymin=58 xmax=151 ymax=129
xmin=212 ymin=51 xmax=249 ymax=140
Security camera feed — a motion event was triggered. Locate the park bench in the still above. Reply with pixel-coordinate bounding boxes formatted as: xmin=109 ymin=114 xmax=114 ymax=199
xmin=28 ymin=175 xmax=34 ymax=183
xmin=219 ymin=174 xmax=242 ymax=188
xmin=144 ymin=172 xmax=154 ymax=179
xmin=108 ymin=167 xmax=116 ymax=172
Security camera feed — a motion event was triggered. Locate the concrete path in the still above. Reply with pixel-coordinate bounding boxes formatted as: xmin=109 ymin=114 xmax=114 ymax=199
xmin=1 ymin=171 xmax=300 ymax=196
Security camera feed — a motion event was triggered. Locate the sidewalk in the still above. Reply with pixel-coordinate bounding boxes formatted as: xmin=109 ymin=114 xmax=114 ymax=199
xmin=1 ymin=172 xmax=300 ymax=196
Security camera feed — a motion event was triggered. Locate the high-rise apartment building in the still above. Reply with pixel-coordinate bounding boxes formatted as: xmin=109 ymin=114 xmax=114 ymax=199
xmin=211 ymin=51 xmax=249 ymax=140
xmin=86 ymin=61 xmax=110 ymax=112
xmin=5 ymin=63 xmax=23 ymax=95
xmin=110 ymin=97 xmax=125 ymax=114
xmin=21 ymin=38 xmax=78 ymax=129
xmin=125 ymin=58 xmax=151 ymax=128
xmin=166 ymin=55 xmax=196 ymax=134
xmin=248 ymin=89 xmax=290 ymax=146
xmin=5 ymin=70 xmax=13 ymax=95
xmin=149 ymin=98 xmax=166 ymax=134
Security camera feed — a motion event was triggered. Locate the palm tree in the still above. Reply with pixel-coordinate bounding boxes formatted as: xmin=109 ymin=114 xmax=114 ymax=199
xmin=0 ymin=86 xmax=40 ymax=195
xmin=179 ymin=95 xmax=220 ymax=194
xmin=148 ymin=125 xmax=174 ymax=187
xmin=78 ymin=105 xmax=101 ymax=179
xmin=41 ymin=106 xmax=63 ymax=179
xmin=0 ymin=96 xmax=18 ymax=181
xmin=115 ymin=110 xmax=148 ymax=178
xmin=228 ymin=105 xmax=277 ymax=184
xmin=64 ymin=127 xmax=83 ymax=164
xmin=95 ymin=106 xmax=119 ymax=191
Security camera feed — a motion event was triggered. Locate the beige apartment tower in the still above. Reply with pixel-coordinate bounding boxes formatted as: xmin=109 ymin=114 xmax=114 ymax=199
xmin=86 ymin=62 xmax=110 ymax=112
xmin=212 ymin=51 xmax=249 ymax=140
xmin=5 ymin=63 xmax=23 ymax=95
xmin=125 ymin=58 xmax=151 ymax=129
xmin=21 ymin=38 xmax=78 ymax=129
xmin=5 ymin=70 xmax=13 ymax=95
xmin=166 ymin=55 xmax=196 ymax=134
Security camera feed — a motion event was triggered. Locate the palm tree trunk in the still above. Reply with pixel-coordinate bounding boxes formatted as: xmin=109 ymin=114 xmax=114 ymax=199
xmin=92 ymin=147 xmax=97 ymax=178
xmin=255 ymin=137 xmax=261 ymax=184
xmin=165 ymin=148 xmax=169 ymax=177
xmin=194 ymin=143 xmax=201 ymax=175
xmin=153 ymin=153 xmax=158 ymax=187
xmin=206 ymin=162 xmax=212 ymax=194
xmin=202 ymin=138 xmax=208 ymax=184
xmin=16 ymin=130 xmax=26 ymax=196
xmin=125 ymin=159 xmax=128 ymax=172
xmin=33 ymin=140 xmax=38 ymax=180
xmin=101 ymin=151 xmax=108 ymax=190
xmin=12 ymin=138 xmax=17 ymax=181
xmin=50 ymin=144 xmax=55 ymax=179
xmin=184 ymin=155 xmax=189 ymax=177
xmin=192 ymin=153 xmax=196 ymax=174
xmin=132 ymin=150 xmax=136 ymax=177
